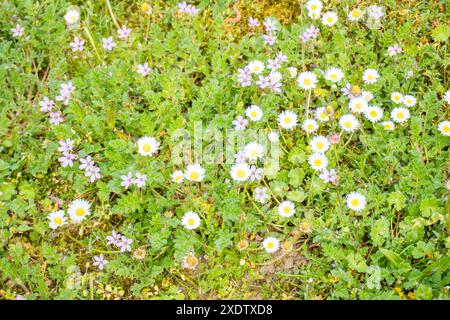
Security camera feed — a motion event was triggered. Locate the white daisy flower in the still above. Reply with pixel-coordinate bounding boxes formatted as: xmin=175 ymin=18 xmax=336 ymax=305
xmin=278 ymin=201 xmax=296 ymax=218
xmin=391 ymin=107 xmax=410 ymax=123
xmin=322 ymin=11 xmax=338 ymax=26
xmin=171 ymin=170 xmax=184 ymax=183
xmin=349 ymin=97 xmax=368 ymax=114
xmin=245 ymin=105 xmax=263 ymax=121
xmin=403 ymin=95 xmax=417 ymax=107
xmin=297 ymin=71 xmax=318 ymax=89
xmin=302 ymin=119 xmax=319 ymax=134
xmin=362 ymin=68 xmax=380 ymax=84
xmin=137 ymin=136 xmax=160 ymax=157
xmin=437 ymin=121 xmax=450 ymax=136
xmin=263 ymin=237 xmax=280 ymax=253
xmin=230 ymin=162 xmax=251 ymax=182
xmin=248 ymin=60 xmax=265 ymax=74
xmin=48 ymin=210 xmax=67 ymax=230
xmin=306 ymin=0 xmax=322 ymax=13
xmin=381 ymin=121 xmax=395 ymax=131
xmin=182 ymin=211 xmax=201 ymax=230
xmin=308 ymin=153 xmax=328 ymax=171
xmin=244 ymin=142 xmax=264 ymax=161
xmin=314 ymin=107 xmax=329 ymax=122
xmin=310 ymin=135 xmax=330 ymax=153
xmin=443 ymin=90 xmax=450 ymax=105
xmin=339 ymin=114 xmax=359 ymax=132
xmin=324 ymin=67 xmax=344 ymax=83
xmin=364 ymin=106 xmax=383 ymax=123
xmin=348 ymin=8 xmax=364 ymax=21
xmin=64 ymin=8 xmax=80 ymax=25
xmin=184 ymin=163 xmax=205 ymax=182
xmin=278 ymin=110 xmax=298 ymax=130
xmin=68 ymin=199 xmax=91 ymax=223
xmin=391 ymin=92 xmax=403 ymax=104
xmin=346 ymin=192 xmax=366 ymax=212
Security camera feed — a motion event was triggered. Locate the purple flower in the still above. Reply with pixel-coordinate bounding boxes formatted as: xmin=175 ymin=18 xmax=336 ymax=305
xmin=117 ymin=235 xmax=133 ymax=252
xmin=178 ymin=2 xmax=199 ymax=16
xmin=85 ymin=166 xmax=101 ymax=182
xmin=11 ymin=24 xmax=24 ymax=37
xmin=234 ymin=151 xmax=246 ymax=164
xmin=92 ymin=254 xmax=109 ymax=270
xmin=38 ymin=96 xmax=54 ymax=112
xmin=49 ymin=111 xmax=64 ymax=125
xmin=133 ymin=171 xmax=147 ymax=188
xmin=106 ymin=230 xmax=122 ymax=246
xmin=58 ymin=152 xmax=76 ymax=168
xmin=368 ymin=5 xmax=384 ymax=20
xmin=58 ymin=139 xmax=74 ymax=154
xmin=249 ymin=165 xmax=263 ymax=181
xmin=387 ymin=44 xmax=402 ymax=57
xmin=300 ymin=25 xmax=320 ymax=43
xmin=319 ymin=169 xmax=339 ymax=185
xmin=120 ymin=172 xmax=134 ymax=189
xmin=248 ymin=17 xmax=259 ymax=28
xmin=60 ymin=81 xmax=75 ymax=95
xmin=254 ymin=187 xmax=270 ymax=204
xmin=232 ymin=115 xmax=248 ymax=131
xmin=102 ymin=37 xmax=117 ymax=51
xmin=70 ymin=37 xmax=84 ymax=52
xmin=137 ymin=62 xmax=151 ymax=76
xmin=340 ymin=83 xmax=355 ymax=99
xmin=117 ymin=25 xmax=131 ymax=39
xmin=79 ymin=155 xmax=94 ymax=170
xmin=237 ymin=67 xmax=252 ymax=87
xmin=255 ymin=75 xmax=269 ymax=89
xmin=263 ymin=33 xmax=276 ymax=46
xmin=263 ymin=18 xmax=278 ymax=33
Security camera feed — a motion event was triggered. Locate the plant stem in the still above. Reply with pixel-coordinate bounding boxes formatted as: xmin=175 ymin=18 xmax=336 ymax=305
xmin=105 ymin=0 xmax=120 ymax=28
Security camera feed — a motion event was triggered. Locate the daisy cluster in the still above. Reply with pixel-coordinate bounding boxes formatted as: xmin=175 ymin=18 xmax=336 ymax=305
xmin=5 ymin=0 xmax=449 ymax=295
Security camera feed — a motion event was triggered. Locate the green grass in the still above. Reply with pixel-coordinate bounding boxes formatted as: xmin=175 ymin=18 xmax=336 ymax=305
xmin=0 ymin=0 xmax=449 ymax=300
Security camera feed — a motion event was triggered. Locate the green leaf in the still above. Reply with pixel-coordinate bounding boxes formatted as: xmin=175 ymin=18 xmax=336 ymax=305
xmin=431 ymin=25 xmax=450 ymax=42
xmin=387 ymin=191 xmax=406 ymax=211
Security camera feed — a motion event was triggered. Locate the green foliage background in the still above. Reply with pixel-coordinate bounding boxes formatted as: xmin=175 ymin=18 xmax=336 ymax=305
xmin=0 ymin=0 xmax=449 ymax=299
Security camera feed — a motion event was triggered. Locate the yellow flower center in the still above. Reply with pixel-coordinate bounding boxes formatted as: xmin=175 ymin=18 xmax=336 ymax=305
xmin=331 ymin=74 xmax=337 ymax=79
xmin=187 ymin=218 xmax=195 ymax=226
xmin=249 ymin=150 xmax=258 ymax=157
xmin=75 ymin=208 xmax=85 ymax=217
xmin=304 ymin=78 xmax=311 ymax=85
xmin=283 ymin=207 xmax=291 ymax=214
xmin=352 ymin=10 xmax=361 ymax=17
xmin=316 ymin=142 xmax=324 ymax=149
xmin=344 ymin=121 xmax=352 ymax=128
xmin=189 ymin=171 xmax=200 ymax=180
xmin=142 ymin=144 xmax=152 ymax=153
xmin=311 ymin=4 xmax=317 ymax=10
xmin=368 ymin=75 xmax=374 ymax=80
xmin=236 ymin=169 xmax=246 ymax=178
xmin=306 ymin=124 xmax=314 ymax=131
xmin=327 ymin=17 xmax=333 ymax=23
xmin=351 ymin=199 xmax=360 ymax=207
xmin=186 ymin=256 xmax=198 ymax=266
xmin=313 ymin=159 xmax=322 ymax=166
xmin=250 ymin=111 xmax=257 ymax=118
xmin=397 ymin=112 xmax=404 ymax=119
xmin=443 ymin=125 xmax=450 ymax=132
xmin=370 ymin=110 xmax=377 ymax=117
xmin=394 ymin=96 xmax=400 ymax=101
xmin=53 ymin=217 xmax=63 ymax=225
xmin=267 ymin=242 xmax=274 ymax=249
xmin=284 ymin=117 xmax=291 ymax=124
